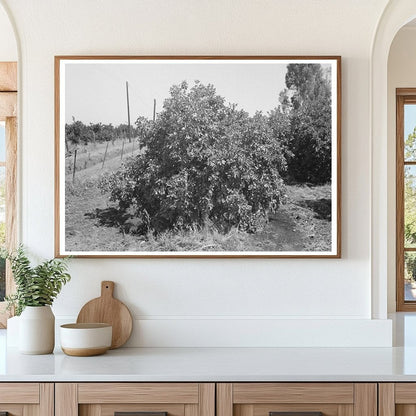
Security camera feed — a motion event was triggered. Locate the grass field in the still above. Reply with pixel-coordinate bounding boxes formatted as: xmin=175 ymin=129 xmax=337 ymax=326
xmin=65 ymin=140 xmax=332 ymax=252
xmin=66 ymin=137 xmax=142 ymax=181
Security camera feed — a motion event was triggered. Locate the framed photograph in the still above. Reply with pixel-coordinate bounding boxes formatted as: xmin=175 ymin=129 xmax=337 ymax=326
xmin=55 ymin=56 xmax=341 ymax=258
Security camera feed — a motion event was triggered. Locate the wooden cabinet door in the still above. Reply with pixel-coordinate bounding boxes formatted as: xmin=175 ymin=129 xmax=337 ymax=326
xmin=217 ymin=383 xmax=377 ymax=416
xmin=55 ymin=383 xmax=215 ymax=416
xmin=379 ymin=383 xmax=416 ymax=416
xmin=0 ymin=383 xmax=53 ymax=416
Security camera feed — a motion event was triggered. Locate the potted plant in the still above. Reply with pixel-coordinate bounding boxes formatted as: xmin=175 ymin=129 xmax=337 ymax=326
xmin=5 ymin=246 xmax=71 ymax=354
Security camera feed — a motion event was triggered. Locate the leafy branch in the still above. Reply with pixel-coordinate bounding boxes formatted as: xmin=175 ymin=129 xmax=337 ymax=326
xmin=4 ymin=246 xmax=71 ymax=316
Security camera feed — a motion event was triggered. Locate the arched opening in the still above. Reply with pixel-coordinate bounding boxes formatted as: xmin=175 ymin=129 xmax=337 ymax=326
xmin=387 ymin=20 xmax=416 ymax=314
xmin=371 ymin=1 xmax=416 ymax=320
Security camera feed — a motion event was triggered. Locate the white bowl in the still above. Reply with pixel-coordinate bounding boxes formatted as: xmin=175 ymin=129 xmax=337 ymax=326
xmin=60 ymin=323 xmax=112 ymax=356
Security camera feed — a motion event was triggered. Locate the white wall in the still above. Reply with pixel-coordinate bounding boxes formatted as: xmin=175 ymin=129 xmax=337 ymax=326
xmin=387 ymin=26 xmax=416 ymax=312
xmin=0 ymin=3 xmax=16 ymax=61
xmin=0 ymin=0 xmax=393 ymax=347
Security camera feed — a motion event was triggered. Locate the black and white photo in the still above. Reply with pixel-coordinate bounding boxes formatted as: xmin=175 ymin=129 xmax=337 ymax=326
xmin=55 ymin=56 xmax=341 ymax=257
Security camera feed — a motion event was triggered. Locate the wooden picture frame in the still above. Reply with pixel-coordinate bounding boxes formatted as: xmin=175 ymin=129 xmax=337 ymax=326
xmin=55 ymin=56 xmax=341 ymax=258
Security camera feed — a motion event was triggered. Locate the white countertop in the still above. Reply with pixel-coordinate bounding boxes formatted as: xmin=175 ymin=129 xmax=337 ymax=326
xmin=2 ymin=313 xmax=416 ymax=382
xmin=2 ymin=345 xmax=416 ymax=382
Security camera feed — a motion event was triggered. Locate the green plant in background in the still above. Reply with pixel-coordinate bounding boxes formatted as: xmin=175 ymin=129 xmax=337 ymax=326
xmin=4 ymin=246 xmax=71 ymax=316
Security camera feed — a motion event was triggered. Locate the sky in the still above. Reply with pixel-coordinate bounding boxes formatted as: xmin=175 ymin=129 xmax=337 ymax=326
xmin=63 ymin=59 xmax=331 ymax=126
xmin=405 ymin=104 xmax=416 ymax=140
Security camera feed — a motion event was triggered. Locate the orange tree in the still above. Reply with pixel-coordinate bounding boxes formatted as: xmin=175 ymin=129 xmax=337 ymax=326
xmin=100 ymin=81 xmax=287 ymax=234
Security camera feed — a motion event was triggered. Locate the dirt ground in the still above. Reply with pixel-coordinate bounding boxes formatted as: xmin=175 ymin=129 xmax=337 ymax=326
xmin=65 ymin=171 xmax=332 ymax=253
xmin=64 ymin=140 xmax=332 ymax=252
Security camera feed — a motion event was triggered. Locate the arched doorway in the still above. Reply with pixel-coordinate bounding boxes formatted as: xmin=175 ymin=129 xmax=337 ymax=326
xmin=371 ymin=0 xmax=416 ymax=319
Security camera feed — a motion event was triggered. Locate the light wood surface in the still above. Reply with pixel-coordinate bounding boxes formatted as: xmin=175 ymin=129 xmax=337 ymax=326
xmin=38 ymin=383 xmax=54 ymax=416
xmin=397 ymin=93 xmax=406 ymax=311
xmin=0 ymin=92 xmax=16 ymax=121
xmin=79 ymin=404 xmax=101 ymax=416
xmin=82 ymin=403 xmax=185 ymax=416
xmin=395 ymin=383 xmax=416 ymax=403
xmin=0 ymin=62 xmax=17 ymax=328
xmin=0 ymin=116 xmax=17 ymax=327
xmin=235 ymin=404 xmax=253 ymax=416
xmin=199 ymin=384 xmax=215 ymax=416
xmin=0 ymin=62 xmax=17 ymax=91
xmin=54 ymin=56 xmax=61 ymax=259
xmin=395 ymin=88 xmax=416 ymax=311
xmin=336 ymin=55 xmax=342 ymax=258
xmin=354 ymin=383 xmax=377 ymax=416
xmin=249 ymin=403 xmax=339 ymax=416
xmin=0 ymin=405 xmax=24 ymax=416
xmin=76 ymin=281 xmax=133 ymax=348
xmin=55 ymin=383 xmax=78 ymax=416
xmin=0 ymin=383 xmax=39 ymax=403
xmin=5 ymin=116 xmax=17 ymax=297
xmin=78 ymin=383 xmax=199 ymax=404
xmin=379 ymin=383 xmax=395 ymax=416
xmin=396 ymin=405 xmax=416 ymax=416
xmin=338 ymin=404 xmax=354 ymax=416
xmin=185 ymin=403 xmax=199 ymax=416
xmin=62 ymin=346 xmax=109 ymax=357
xmin=397 ymin=88 xmax=416 ymax=96
xmin=217 ymin=384 xmax=233 ymax=416
xmin=232 ymin=383 xmax=354 ymax=404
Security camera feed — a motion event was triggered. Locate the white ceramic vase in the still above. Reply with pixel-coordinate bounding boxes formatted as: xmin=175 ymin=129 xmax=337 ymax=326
xmin=19 ymin=306 xmax=55 ymax=354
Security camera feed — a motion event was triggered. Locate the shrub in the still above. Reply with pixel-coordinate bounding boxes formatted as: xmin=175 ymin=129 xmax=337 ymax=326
xmin=100 ymin=81 xmax=287 ymax=234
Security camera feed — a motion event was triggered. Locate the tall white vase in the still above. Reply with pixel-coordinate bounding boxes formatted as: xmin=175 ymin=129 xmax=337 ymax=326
xmin=19 ymin=306 xmax=55 ymax=354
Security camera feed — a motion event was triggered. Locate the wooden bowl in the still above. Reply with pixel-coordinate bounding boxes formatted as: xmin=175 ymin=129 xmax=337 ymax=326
xmin=60 ymin=323 xmax=112 ymax=356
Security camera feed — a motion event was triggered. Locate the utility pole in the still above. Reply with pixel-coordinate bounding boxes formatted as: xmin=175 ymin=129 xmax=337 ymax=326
xmin=126 ymin=81 xmax=132 ymax=143
xmin=153 ymin=98 xmax=156 ymax=122
xmin=72 ymin=148 xmax=77 ymax=184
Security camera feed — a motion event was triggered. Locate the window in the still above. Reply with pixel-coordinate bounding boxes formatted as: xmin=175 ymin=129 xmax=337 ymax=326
xmin=396 ymin=89 xmax=416 ymax=310
xmin=0 ymin=62 xmax=17 ymax=326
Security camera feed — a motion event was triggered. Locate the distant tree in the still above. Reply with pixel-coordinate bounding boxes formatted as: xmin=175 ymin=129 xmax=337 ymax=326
xmin=65 ymin=117 xmax=88 ymax=146
xmin=89 ymin=123 xmax=115 ymax=142
xmin=100 ymin=81 xmax=287 ymax=234
xmin=404 ymin=128 xmax=416 ymax=281
xmin=282 ymin=64 xmax=332 ymax=184
xmin=405 ymin=126 xmax=416 ymax=161
xmin=405 ymin=170 xmax=416 ymax=244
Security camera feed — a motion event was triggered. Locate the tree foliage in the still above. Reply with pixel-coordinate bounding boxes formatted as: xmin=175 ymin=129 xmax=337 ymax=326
xmin=405 ymin=166 xmax=416 ymax=247
xmin=404 ymin=128 xmax=416 ymax=249
xmin=281 ymin=64 xmax=332 ymax=184
xmin=65 ymin=118 xmax=139 ymax=147
xmin=100 ymin=81 xmax=287 ymax=234
xmin=402 ymin=129 xmax=416 ymax=280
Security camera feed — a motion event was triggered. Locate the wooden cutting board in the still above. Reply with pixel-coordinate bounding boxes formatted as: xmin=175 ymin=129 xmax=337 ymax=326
xmin=76 ymin=281 xmax=133 ymax=349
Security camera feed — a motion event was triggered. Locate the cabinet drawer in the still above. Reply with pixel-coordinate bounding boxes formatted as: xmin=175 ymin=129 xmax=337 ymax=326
xmin=0 ymin=383 xmax=53 ymax=415
xmin=56 ymin=383 xmax=215 ymax=416
xmin=218 ymin=383 xmax=376 ymax=416
xmin=78 ymin=383 xmax=200 ymax=404
xmin=379 ymin=383 xmax=416 ymax=415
